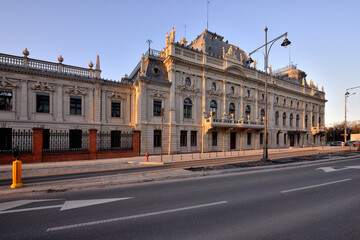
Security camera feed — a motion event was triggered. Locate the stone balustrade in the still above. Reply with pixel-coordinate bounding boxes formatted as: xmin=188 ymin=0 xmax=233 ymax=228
xmin=0 ymin=53 xmax=92 ymax=78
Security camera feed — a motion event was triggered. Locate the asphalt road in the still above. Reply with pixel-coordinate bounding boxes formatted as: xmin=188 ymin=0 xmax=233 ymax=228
xmin=1 ymin=157 xmax=360 ymax=240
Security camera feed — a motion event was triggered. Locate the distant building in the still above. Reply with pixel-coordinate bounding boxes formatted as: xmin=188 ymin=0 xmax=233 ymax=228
xmin=0 ymin=29 xmax=326 ymax=156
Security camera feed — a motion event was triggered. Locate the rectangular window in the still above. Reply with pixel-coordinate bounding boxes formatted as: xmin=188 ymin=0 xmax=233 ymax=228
xmin=260 ymin=133 xmax=264 ymax=145
xmin=69 ymin=130 xmax=82 ymax=149
xmin=276 ymin=132 xmax=279 ymax=145
xmin=70 ymin=96 xmax=82 ymax=115
xmin=313 ymin=135 xmax=316 ymax=144
xmin=0 ymin=89 xmax=12 ymax=111
xmin=191 ymin=131 xmax=197 ymax=146
xmin=306 ymin=134 xmax=309 ymax=141
xmin=111 ymin=102 xmax=121 ymax=117
xmin=154 ymin=130 xmax=161 ymax=147
xmin=153 ymin=100 xmax=162 ymax=116
xmin=212 ymin=131 xmax=217 ymax=146
xmin=284 ymin=133 xmax=287 ymax=144
xmin=43 ymin=129 xmax=50 ymax=150
xmin=36 ymin=93 xmax=50 ymax=113
xmin=0 ymin=128 xmax=12 ymax=151
xmin=111 ymin=130 xmax=121 ymax=148
xmin=247 ymin=132 xmax=252 ymax=145
xmin=180 ymin=131 xmax=187 ymax=147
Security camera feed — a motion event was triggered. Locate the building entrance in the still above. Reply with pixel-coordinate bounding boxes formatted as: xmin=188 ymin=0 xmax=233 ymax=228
xmin=230 ymin=132 xmax=236 ymax=149
xmin=290 ymin=134 xmax=295 ymax=147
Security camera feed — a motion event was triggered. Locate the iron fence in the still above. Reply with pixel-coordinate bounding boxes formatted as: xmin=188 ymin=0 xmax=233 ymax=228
xmin=0 ymin=129 xmax=33 ymax=154
xmin=43 ymin=130 xmax=89 ymax=153
xmin=97 ymin=131 xmax=133 ymax=151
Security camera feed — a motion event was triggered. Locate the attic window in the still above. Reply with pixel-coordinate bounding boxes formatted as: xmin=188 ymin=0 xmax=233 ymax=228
xmin=152 ymin=67 xmax=160 ymax=76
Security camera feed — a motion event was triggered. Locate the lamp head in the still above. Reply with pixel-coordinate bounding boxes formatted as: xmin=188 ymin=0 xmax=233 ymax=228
xmin=246 ymin=57 xmax=254 ymax=64
xmin=281 ymin=37 xmax=291 ymax=47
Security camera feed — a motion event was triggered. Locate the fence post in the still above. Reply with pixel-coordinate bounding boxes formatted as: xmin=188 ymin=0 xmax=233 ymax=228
xmin=133 ymin=131 xmax=141 ymax=155
xmin=32 ymin=128 xmax=43 ymax=162
xmin=89 ymin=129 xmax=98 ymax=159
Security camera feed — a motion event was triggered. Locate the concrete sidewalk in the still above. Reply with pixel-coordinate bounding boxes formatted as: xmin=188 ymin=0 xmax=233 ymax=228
xmin=0 ymin=146 xmax=349 ymax=180
xmin=0 ymin=146 xmax=356 ymax=196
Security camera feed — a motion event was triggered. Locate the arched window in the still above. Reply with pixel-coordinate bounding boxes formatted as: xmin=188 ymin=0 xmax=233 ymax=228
xmin=312 ymin=115 xmax=315 ymax=127
xmin=184 ymin=98 xmax=192 ymax=118
xmin=261 ymin=93 xmax=265 ymax=101
xmin=247 ymin=90 xmax=251 ymax=98
xmin=275 ymin=111 xmax=279 ymax=125
xmin=284 ymin=99 xmax=286 ymax=106
xmin=211 ymin=83 xmax=216 ymax=91
xmin=245 ymin=105 xmax=251 ymax=121
xmin=283 ymin=112 xmax=287 ymax=126
xmin=290 ymin=113 xmax=294 ymax=127
xmin=230 ymin=87 xmax=234 ymax=94
xmin=210 ymin=100 xmax=217 ymax=118
xmin=291 ymin=100 xmax=293 ymax=107
xmin=296 ymin=114 xmax=300 ymax=127
xmin=260 ymin=109 xmax=265 ymax=123
xmin=305 ymin=115 xmax=308 ymax=128
xmin=185 ymin=77 xmax=191 ymax=87
xmin=229 ymin=103 xmax=235 ymax=118
xmin=276 ymin=97 xmax=279 ymax=104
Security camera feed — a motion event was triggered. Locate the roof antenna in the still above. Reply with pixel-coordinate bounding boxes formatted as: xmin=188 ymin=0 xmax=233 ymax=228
xmin=207 ymin=1 xmax=210 ymax=30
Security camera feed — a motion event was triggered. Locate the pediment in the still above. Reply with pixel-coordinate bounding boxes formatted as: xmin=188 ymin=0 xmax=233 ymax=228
xmin=224 ymin=65 xmax=247 ymax=77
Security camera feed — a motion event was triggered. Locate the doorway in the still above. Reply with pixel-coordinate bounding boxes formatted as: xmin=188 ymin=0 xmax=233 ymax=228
xmin=290 ymin=134 xmax=295 ymax=147
xmin=230 ymin=132 xmax=236 ymax=149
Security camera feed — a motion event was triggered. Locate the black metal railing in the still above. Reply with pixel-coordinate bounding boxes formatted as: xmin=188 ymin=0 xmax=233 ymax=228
xmin=0 ymin=129 xmax=33 ymax=154
xmin=97 ymin=131 xmax=133 ymax=151
xmin=43 ymin=130 xmax=89 ymax=153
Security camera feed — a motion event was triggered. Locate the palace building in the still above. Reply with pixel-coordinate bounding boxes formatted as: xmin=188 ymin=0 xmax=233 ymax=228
xmin=0 ymin=28 xmax=326 ymax=158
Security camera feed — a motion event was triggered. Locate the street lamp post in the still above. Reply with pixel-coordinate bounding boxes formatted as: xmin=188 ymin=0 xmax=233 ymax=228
xmin=247 ymin=27 xmax=291 ymax=161
xmin=344 ymin=86 xmax=360 ymax=145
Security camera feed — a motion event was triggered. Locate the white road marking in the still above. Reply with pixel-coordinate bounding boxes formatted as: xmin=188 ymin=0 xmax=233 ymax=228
xmin=47 ymin=201 xmax=228 ymax=232
xmin=280 ymin=179 xmax=351 ymax=193
xmin=317 ymin=165 xmax=360 ymax=173
xmin=0 ymin=198 xmax=132 ymax=214
xmin=0 ymin=199 xmax=60 ymax=212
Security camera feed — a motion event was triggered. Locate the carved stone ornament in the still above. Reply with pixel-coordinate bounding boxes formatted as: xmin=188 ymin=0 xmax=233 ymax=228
xmin=206 ymin=89 xmax=223 ymax=97
xmin=226 ymin=92 xmax=241 ymax=100
xmin=108 ymin=91 xmax=125 ymax=100
xmin=151 ymin=90 xmax=166 ymax=99
xmin=225 ymin=46 xmax=237 ymax=60
xmin=31 ymin=81 xmax=54 ymax=92
xmin=65 ymin=86 xmax=87 ymax=95
xmin=177 ymin=84 xmax=200 ymax=93
xmin=0 ymin=77 xmax=17 ymax=89
xmin=243 ymin=96 xmax=255 ymax=102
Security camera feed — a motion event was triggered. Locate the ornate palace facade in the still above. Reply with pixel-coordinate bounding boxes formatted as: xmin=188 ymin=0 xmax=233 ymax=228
xmin=0 ymin=29 xmax=326 ymax=156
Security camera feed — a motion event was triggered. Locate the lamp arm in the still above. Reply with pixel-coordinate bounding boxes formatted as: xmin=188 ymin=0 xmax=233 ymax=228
xmin=249 ymin=32 xmax=288 ymax=56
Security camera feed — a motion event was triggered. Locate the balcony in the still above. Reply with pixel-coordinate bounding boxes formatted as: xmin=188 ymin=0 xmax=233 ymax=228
xmin=204 ymin=116 xmax=264 ymax=132
xmin=311 ymin=126 xmax=326 ymax=135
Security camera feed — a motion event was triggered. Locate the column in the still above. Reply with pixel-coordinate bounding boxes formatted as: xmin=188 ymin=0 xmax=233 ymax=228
xmin=20 ymin=81 xmax=28 ymax=120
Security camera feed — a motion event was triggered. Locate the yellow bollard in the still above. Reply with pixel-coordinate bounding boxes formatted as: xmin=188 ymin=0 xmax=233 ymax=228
xmin=11 ymin=160 xmax=24 ymax=188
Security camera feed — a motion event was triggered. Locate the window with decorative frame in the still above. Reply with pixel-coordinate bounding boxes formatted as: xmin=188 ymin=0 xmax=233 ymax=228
xmin=212 ymin=131 xmax=217 ymax=146
xmin=229 ymin=103 xmax=235 ymax=118
xmin=211 ymin=82 xmax=216 ymax=91
xmin=36 ymin=93 xmax=50 ymax=113
xmin=185 ymin=77 xmax=191 ymax=87
xmin=180 ymin=130 xmax=187 ymax=147
xmin=283 ymin=112 xmax=287 ymax=126
xmin=0 ymin=89 xmax=12 ymax=111
xmin=154 ymin=130 xmax=161 ymax=147
xmin=153 ymin=99 xmax=162 ymax=116
xmin=275 ymin=111 xmax=279 ymax=125
xmin=111 ymin=101 xmax=121 ymax=117
xmin=70 ymin=96 xmax=82 ymax=115
xmin=184 ymin=98 xmax=192 ymax=119
xmin=210 ymin=100 xmax=217 ymax=118
xmin=191 ymin=131 xmax=197 ymax=146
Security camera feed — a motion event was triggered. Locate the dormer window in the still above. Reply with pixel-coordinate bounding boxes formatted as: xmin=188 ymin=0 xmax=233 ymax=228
xmin=185 ymin=77 xmax=191 ymax=87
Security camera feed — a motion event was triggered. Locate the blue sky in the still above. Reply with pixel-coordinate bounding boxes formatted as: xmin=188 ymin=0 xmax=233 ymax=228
xmin=1 ymin=0 xmax=359 ymax=125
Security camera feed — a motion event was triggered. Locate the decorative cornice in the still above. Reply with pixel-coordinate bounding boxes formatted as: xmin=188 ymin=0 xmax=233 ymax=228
xmin=108 ymin=91 xmax=125 ymax=100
